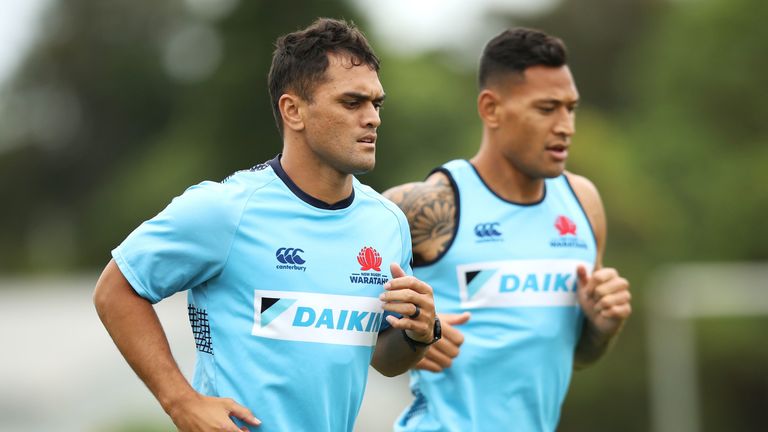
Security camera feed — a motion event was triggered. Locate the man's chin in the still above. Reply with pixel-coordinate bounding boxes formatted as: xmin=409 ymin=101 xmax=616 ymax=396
xmin=351 ymin=164 xmax=375 ymax=175
xmin=542 ymin=162 xmax=566 ymax=178
xmin=348 ymin=158 xmax=375 ymax=175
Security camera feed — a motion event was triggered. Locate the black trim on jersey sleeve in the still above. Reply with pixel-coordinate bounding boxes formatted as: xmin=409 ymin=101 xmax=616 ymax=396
xmin=467 ymin=160 xmax=547 ymax=206
xmin=413 ymin=166 xmax=461 ymax=268
xmin=268 ymin=154 xmax=355 ymax=210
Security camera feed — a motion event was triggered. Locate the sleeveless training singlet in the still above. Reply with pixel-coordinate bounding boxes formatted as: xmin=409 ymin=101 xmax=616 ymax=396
xmin=396 ymin=159 xmax=596 ymax=432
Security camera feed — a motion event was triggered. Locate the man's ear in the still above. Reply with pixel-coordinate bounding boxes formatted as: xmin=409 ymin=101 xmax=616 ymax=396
xmin=477 ymin=89 xmax=501 ymax=129
xmin=279 ymin=93 xmax=305 ymax=132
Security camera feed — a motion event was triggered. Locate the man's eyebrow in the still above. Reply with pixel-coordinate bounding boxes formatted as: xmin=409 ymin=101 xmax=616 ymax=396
xmin=534 ymin=98 xmax=579 ymax=105
xmin=341 ymin=92 xmax=387 ymax=102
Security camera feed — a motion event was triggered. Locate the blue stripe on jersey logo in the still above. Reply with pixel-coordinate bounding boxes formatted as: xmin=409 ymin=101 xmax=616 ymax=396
xmin=465 ymin=269 xmax=497 ymax=299
xmin=260 ymin=298 xmax=297 ymax=327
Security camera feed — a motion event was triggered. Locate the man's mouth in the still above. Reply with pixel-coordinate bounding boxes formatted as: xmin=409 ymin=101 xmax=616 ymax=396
xmin=546 ymin=144 xmax=569 ymax=161
xmin=357 ymin=134 xmax=377 ymax=144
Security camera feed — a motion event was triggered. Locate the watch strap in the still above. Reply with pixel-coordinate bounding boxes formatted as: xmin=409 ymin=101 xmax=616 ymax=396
xmin=402 ymin=317 xmax=442 ymax=351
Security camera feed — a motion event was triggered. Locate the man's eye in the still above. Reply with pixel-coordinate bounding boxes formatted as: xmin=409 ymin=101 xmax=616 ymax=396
xmin=343 ymin=101 xmax=359 ymax=108
xmin=373 ymin=102 xmax=383 ymax=110
xmin=538 ymin=106 xmax=555 ymax=114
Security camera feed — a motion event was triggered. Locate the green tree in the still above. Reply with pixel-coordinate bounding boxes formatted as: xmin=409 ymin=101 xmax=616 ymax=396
xmin=0 ymin=0 xmax=366 ymax=271
xmin=627 ymin=0 xmax=768 ymax=263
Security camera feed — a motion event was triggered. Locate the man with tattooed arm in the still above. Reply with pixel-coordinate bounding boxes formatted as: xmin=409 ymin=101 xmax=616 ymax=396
xmin=385 ymin=28 xmax=632 ymax=432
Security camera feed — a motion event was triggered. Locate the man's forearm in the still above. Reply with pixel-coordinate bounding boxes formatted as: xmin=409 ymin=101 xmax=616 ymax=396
xmin=573 ymin=318 xmax=623 ymax=369
xmin=370 ymin=328 xmax=427 ymax=377
xmin=93 ymin=260 xmax=196 ymax=414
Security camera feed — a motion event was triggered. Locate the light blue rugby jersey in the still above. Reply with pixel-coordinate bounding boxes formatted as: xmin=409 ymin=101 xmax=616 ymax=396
xmin=396 ymin=160 xmax=596 ymax=432
xmin=113 ymin=155 xmax=412 ymax=432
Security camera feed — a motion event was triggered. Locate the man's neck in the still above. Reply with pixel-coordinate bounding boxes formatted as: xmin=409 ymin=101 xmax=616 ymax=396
xmin=470 ymin=143 xmax=545 ymax=204
xmin=280 ymin=146 xmax=354 ymax=206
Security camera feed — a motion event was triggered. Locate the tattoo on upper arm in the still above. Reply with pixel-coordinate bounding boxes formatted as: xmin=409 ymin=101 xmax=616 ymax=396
xmin=395 ymin=176 xmax=456 ymax=266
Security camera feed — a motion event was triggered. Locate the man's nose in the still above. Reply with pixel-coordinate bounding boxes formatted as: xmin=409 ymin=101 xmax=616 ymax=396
xmin=554 ymin=109 xmax=575 ymax=137
xmin=363 ymin=103 xmax=381 ymax=129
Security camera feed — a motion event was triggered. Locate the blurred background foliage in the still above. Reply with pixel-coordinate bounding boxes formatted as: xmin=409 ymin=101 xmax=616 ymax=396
xmin=1 ymin=0 xmax=766 ymax=430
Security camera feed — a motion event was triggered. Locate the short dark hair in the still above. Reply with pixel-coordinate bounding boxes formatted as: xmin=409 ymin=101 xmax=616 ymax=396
xmin=268 ymin=18 xmax=380 ymax=134
xmin=478 ymin=28 xmax=567 ymax=89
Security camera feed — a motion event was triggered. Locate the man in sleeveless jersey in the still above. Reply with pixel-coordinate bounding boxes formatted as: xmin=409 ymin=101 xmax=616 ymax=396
xmin=93 ymin=18 xmax=440 ymax=432
xmin=385 ymin=28 xmax=631 ymax=431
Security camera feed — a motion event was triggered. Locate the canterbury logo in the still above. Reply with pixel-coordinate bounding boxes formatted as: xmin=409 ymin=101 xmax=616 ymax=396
xmin=357 ymin=247 xmax=382 ymax=272
xmin=474 ymin=223 xmax=502 ymax=238
xmin=276 ymin=247 xmax=306 ymax=265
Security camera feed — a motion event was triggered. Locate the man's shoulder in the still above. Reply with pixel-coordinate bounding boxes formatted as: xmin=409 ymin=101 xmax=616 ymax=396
xmin=382 ymin=171 xmax=454 ymax=211
xmin=354 ymin=181 xmax=409 ymax=224
xmin=170 ymin=167 xmax=278 ymax=222
xmin=221 ymin=163 xmax=278 ymax=191
xmin=563 ymin=171 xmax=606 ymax=248
xmin=382 ymin=172 xmax=458 ymax=266
xmin=563 ymin=171 xmax=602 ymax=211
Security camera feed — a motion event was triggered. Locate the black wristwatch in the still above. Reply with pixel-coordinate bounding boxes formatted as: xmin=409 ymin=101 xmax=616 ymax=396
xmin=402 ymin=317 xmax=442 ymax=351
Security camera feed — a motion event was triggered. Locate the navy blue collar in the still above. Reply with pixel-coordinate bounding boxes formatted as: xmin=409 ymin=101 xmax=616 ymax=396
xmin=466 ymin=160 xmax=546 ymax=206
xmin=268 ymin=155 xmax=355 ymax=210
